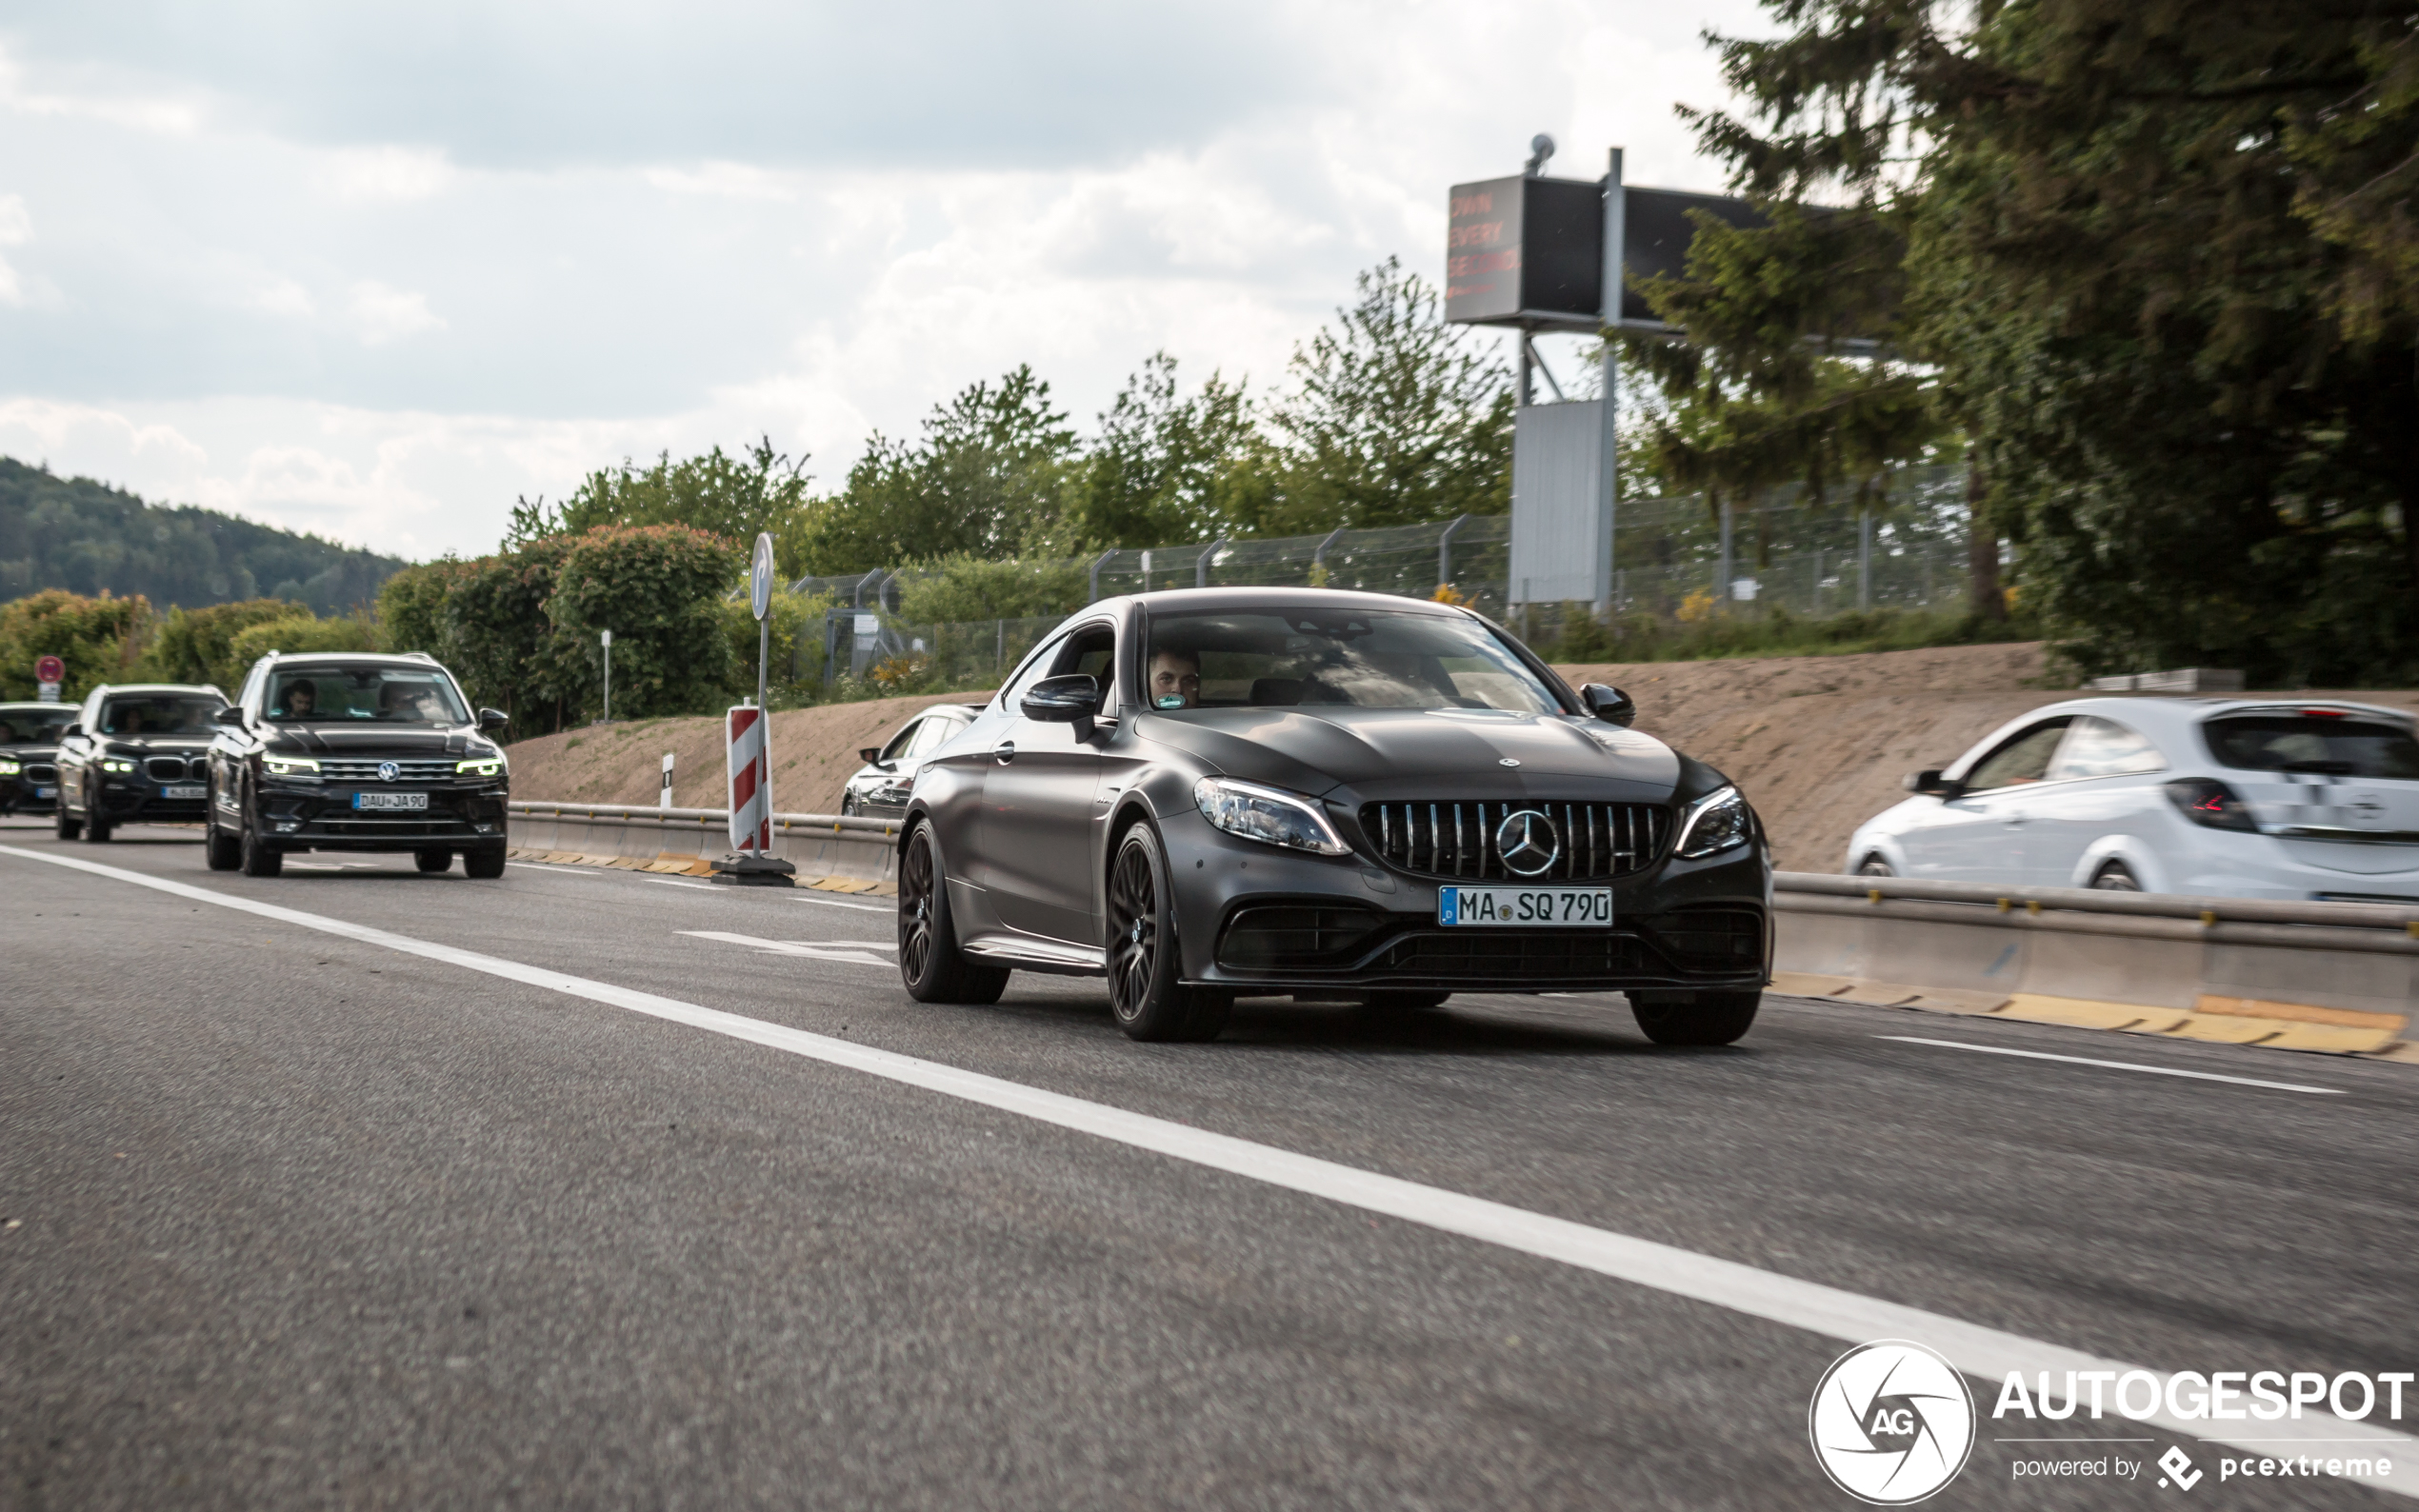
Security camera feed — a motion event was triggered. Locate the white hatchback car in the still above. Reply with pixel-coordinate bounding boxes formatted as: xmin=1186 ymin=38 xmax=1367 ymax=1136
xmin=1847 ymin=697 xmax=2419 ymax=900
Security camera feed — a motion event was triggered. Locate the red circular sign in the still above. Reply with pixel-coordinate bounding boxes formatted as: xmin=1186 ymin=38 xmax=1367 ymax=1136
xmin=34 ymin=655 xmax=64 ymax=684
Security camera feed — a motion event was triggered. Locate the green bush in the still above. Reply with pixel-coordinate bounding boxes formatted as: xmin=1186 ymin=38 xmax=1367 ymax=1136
xmin=141 ymin=598 xmax=308 ymax=690
xmin=547 ymin=525 xmax=742 ymax=719
xmin=223 ymin=614 xmax=382 ymax=688
xmin=1519 ymin=601 xmax=2039 ymax=665
xmin=720 ymin=587 xmax=832 ymax=709
xmin=895 ymin=554 xmax=1087 ymax=623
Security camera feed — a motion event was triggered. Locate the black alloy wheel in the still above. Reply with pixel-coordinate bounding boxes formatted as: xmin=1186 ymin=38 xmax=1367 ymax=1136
xmin=416 ymin=848 xmax=453 ymax=873
xmin=238 ymin=798 xmax=283 ymax=878
xmin=1629 ymin=989 xmax=1760 ymax=1047
xmin=1105 ymin=824 xmax=1230 ymax=1043
xmin=2090 ymin=860 xmax=2143 ymax=892
xmin=897 ymin=825 xmax=1008 ymax=1005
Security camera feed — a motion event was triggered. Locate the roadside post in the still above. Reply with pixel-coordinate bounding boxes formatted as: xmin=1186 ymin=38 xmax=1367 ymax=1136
xmin=599 ymin=629 xmax=611 ymax=724
xmin=658 ymin=751 xmax=674 ymax=810
xmin=711 ymin=533 xmax=796 ymax=886
xmin=35 ymin=654 xmax=64 ymax=702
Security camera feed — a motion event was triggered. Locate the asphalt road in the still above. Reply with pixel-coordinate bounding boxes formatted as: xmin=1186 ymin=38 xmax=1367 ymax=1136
xmin=4 ymin=819 xmax=2414 ymax=1510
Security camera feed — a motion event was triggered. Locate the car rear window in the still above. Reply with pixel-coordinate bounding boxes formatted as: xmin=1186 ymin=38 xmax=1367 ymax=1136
xmin=2202 ymin=714 xmax=2419 ymax=779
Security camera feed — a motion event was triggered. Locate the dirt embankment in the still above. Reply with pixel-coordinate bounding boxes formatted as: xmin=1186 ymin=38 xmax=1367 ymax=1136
xmin=507 ymin=644 xmax=2419 ymax=872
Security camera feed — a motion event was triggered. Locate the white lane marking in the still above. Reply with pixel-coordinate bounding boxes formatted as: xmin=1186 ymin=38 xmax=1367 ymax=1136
xmin=788 ymin=891 xmax=890 ymax=912
xmin=507 ymin=862 xmax=608 ymax=877
xmin=679 ymin=929 xmax=890 ymax=966
xmin=9 ymin=842 xmax=2415 ymax=1498
xmin=644 ymin=876 xmax=715 ymax=890
xmin=1877 ymin=1036 xmax=2348 ymax=1096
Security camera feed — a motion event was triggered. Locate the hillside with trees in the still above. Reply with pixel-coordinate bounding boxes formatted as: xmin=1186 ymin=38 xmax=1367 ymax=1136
xmin=0 ymin=457 xmax=405 ymax=615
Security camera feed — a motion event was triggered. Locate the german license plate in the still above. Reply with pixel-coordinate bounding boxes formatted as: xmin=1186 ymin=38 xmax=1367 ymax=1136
xmin=1437 ymin=885 xmax=1612 ymax=927
xmin=35 ymin=786 xmax=56 ymax=798
xmin=353 ymin=791 xmax=428 ymax=811
xmin=162 ymin=785 xmax=206 ymax=800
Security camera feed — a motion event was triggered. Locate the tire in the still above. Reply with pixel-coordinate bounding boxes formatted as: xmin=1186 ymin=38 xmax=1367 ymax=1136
xmin=55 ymin=801 xmax=81 ymax=842
xmin=84 ymin=808 xmax=112 ymax=843
xmin=840 ymin=794 xmax=860 ymax=818
xmin=463 ymin=849 xmax=506 ymax=880
xmin=415 ymin=848 xmax=453 ymax=873
xmin=205 ymin=814 xmax=241 ymax=871
xmin=1361 ymin=990 xmax=1451 ymax=1012
xmin=1629 ymin=988 xmax=1761 ymax=1046
xmin=1105 ymin=823 xmax=1231 ymax=1042
xmin=897 ymin=825 xmax=1009 ymax=1005
xmin=2090 ymin=860 xmax=2142 ymax=892
xmin=1855 ymin=855 xmax=1894 ymax=878
xmin=239 ymin=804 xmax=283 ymax=878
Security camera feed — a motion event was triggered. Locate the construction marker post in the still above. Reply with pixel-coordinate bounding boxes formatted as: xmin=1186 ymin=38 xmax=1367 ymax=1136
xmin=711 ymin=533 xmax=796 ymax=886
xmin=658 ymin=751 xmax=674 ymax=811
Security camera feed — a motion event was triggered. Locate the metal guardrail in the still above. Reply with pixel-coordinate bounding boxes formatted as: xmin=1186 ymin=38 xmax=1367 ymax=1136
xmin=510 ymin=801 xmax=903 ymax=839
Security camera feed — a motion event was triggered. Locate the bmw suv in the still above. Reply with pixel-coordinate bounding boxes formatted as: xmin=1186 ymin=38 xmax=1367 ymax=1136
xmin=54 ymin=684 xmax=229 ymax=840
xmin=206 ymin=651 xmax=512 ymax=878
xmin=1 ymin=701 xmax=77 ymax=816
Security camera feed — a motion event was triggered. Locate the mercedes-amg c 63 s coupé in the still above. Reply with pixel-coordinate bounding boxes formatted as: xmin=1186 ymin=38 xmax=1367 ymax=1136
xmin=895 ymin=587 xmax=1772 ymax=1044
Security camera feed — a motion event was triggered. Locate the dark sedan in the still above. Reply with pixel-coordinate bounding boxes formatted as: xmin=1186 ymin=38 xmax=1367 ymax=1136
xmin=896 ymin=588 xmax=1771 ymax=1044
xmin=54 ymin=684 xmax=229 ymax=840
xmin=841 ymin=703 xmax=980 ymax=818
xmin=0 ymin=701 xmax=76 ymax=815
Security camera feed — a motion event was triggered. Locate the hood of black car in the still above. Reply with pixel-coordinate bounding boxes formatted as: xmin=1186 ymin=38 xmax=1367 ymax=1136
xmin=1135 ymin=707 xmax=1681 ymax=795
xmin=278 ymin=726 xmax=466 ymax=756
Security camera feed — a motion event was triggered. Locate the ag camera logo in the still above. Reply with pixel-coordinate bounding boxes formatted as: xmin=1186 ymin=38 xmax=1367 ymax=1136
xmin=1810 ymin=1341 xmax=1976 ymax=1503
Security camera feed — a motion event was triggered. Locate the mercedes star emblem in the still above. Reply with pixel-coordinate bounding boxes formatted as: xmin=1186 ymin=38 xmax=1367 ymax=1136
xmin=377 ymin=761 xmax=399 ymax=782
xmin=1494 ymin=808 xmax=1561 ymax=877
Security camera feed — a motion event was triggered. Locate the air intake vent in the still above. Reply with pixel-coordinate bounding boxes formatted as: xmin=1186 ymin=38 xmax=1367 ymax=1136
xmin=1361 ymin=801 xmax=1667 ymax=881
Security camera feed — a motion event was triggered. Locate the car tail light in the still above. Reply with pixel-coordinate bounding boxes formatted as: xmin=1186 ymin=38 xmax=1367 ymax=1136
xmin=2163 ymin=777 xmax=2257 ymax=832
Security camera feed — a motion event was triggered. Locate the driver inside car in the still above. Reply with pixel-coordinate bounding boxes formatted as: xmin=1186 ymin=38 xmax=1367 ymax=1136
xmin=277 ymin=682 xmax=317 ymax=719
xmin=1148 ymin=648 xmax=1201 ymax=709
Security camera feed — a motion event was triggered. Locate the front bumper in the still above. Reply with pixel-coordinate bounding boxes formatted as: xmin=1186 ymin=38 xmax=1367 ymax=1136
xmin=257 ymin=780 xmax=510 ymax=852
xmin=97 ymin=784 xmax=208 ymax=822
xmin=1156 ymin=806 xmax=1773 ymax=994
xmin=2 ymin=769 xmax=59 ymax=814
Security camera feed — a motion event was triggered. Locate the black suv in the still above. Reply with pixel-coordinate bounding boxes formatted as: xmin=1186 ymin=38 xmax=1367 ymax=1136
xmin=1 ymin=701 xmax=77 ymax=816
xmin=55 ymin=684 xmax=229 ymax=840
xmin=206 ymin=651 xmax=512 ymax=878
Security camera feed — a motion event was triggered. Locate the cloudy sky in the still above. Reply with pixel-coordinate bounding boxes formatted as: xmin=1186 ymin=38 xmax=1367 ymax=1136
xmin=0 ymin=0 xmax=1766 ymax=561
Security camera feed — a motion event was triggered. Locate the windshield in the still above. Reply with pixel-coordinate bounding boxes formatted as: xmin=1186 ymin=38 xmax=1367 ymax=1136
xmin=270 ymin=666 xmax=471 ymax=726
xmin=97 ymin=693 xmax=224 ymax=737
xmin=1145 ymin=608 xmax=1565 ymax=715
xmin=2203 ymin=714 xmax=2419 ymax=780
xmin=0 ymin=706 xmax=75 ymax=744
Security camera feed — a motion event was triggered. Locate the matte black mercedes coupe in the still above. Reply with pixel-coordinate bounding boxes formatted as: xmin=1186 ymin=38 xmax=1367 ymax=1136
xmin=896 ymin=587 xmax=1772 ymax=1044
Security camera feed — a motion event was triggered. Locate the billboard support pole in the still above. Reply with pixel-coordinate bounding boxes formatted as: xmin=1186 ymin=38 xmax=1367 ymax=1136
xmin=1595 ymin=148 xmax=1626 ymax=620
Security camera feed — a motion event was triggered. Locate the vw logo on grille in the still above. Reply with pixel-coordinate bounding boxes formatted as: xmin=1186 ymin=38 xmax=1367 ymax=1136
xmin=1494 ymin=808 xmax=1561 ymax=877
xmin=377 ymin=761 xmax=400 ymax=783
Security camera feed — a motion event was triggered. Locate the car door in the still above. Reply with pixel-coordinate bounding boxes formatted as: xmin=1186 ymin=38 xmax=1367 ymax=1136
xmin=1897 ymin=717 xmax=2072 ymax=882
xmin=2024 ymin=715 xmax=2169 ymax=885
xmin=980 ymin=620 xmax=1117 ymax=943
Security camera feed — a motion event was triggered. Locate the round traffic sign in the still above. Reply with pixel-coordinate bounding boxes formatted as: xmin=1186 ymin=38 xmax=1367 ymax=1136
xmin=750 ymin=532 xmax=776 ymax=622
xmin=34 ymin=654 xmax=64 ymax=684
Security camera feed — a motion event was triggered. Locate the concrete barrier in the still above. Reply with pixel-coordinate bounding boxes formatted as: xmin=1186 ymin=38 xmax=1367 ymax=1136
xmin=508 ymin=802 xmax=901 ymax=888
xmin=1774 ymin=871 xmax=2419 ymax=1039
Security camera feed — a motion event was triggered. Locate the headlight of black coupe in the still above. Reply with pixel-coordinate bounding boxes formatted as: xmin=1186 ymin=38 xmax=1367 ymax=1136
xmin=1674 ymin=786 xmax=1753 ymax=859
xmin=1192 ymin=776 xmax=1351 ymax=856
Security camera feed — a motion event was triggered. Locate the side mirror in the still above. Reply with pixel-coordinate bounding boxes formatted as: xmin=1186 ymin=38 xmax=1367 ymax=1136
xmin=1580 ymin=684 xmax=1636 ymax=727
xmin=479 ymin=708 xmax=510 ymax=731
xmin=1022 ymin=673 xmax=1103 ymax=739
xmin=858 ymin=746 xmax=883 ymax=765
xmin=212 ymin=706 xmax=247 ymax=727
xmin=1904 ymin=767 xmax=1964 ymax=799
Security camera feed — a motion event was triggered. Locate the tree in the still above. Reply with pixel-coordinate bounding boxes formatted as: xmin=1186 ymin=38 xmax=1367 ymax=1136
xmin=790 ymin=367 xmax=1079 ymax=573
xmin=1235 ymin=258 xmax=1514 ymax=536
xmin=0 ymin=590 xmax=152 ymax=701
xmin=139 ymin=598 xmax=305 ymax=688
xmin=1683 ymin=0 xmax=2419 ymax=682
xmin=513 ymin=436 xmax=813 ymax=571
xmin=1065 ymin=353 xmax=1257 ymax=547
xmin=546 ymin=526 xmax=742 ymax=720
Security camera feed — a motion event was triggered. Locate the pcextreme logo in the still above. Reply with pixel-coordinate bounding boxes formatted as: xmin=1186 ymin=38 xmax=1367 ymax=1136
xmin=1809 ymin=1341 xmax=1977 ymax=1504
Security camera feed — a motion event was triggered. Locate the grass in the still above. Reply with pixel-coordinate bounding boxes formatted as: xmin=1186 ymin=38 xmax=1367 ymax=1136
xmin=1524 ymin=604 xmax=2042 ymax=665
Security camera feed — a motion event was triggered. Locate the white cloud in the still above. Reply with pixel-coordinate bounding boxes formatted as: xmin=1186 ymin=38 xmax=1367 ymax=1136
xmin=317 ymin=145 xmax=455 ymax=203
xmin=643 ymin=161 xmax=797 ymax=202
xmin=342 ymin=280 xmax=444 ymax=345
xmin=248 ymin=277 xmax=315 ymax=318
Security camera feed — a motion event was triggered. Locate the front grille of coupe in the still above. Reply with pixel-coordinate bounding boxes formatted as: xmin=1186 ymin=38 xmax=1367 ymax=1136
xmin=319 ymin=758 xmax=457 ymax=783
xmin=1375 ymin=930 xmax=1658 ymax=979
xmin=1361 ymin=800 xmax=1668 ymax=881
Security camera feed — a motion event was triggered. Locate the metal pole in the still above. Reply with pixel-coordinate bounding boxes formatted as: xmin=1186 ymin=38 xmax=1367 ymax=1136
xmin=1517 ymin=328 xmax=1533 ymax=408
xmin=757 ymin=616 xmax=770 ymax=715
xmin=996 ymin=618 xmax=1004 ymax=669
xmin=601 ymin=628 xmax=611 ymax=723
xmin=1595 ymin=147 xmax=1626 ymax=620
xmin=1312 ymin=526 xmax=1348 ymax=586
xmin=1089 ymin=547 xmax=1116 ymax=603
xmin=1859 ymin=508 xmax=1872 ymax=609
xmin=1196 ymin=537 xmax=1224 ymax=589
xmin=1437 ymin=513 xmax=1469 ymax=589
xmin=1717 ymin=498 xmax=1733 ymax=605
